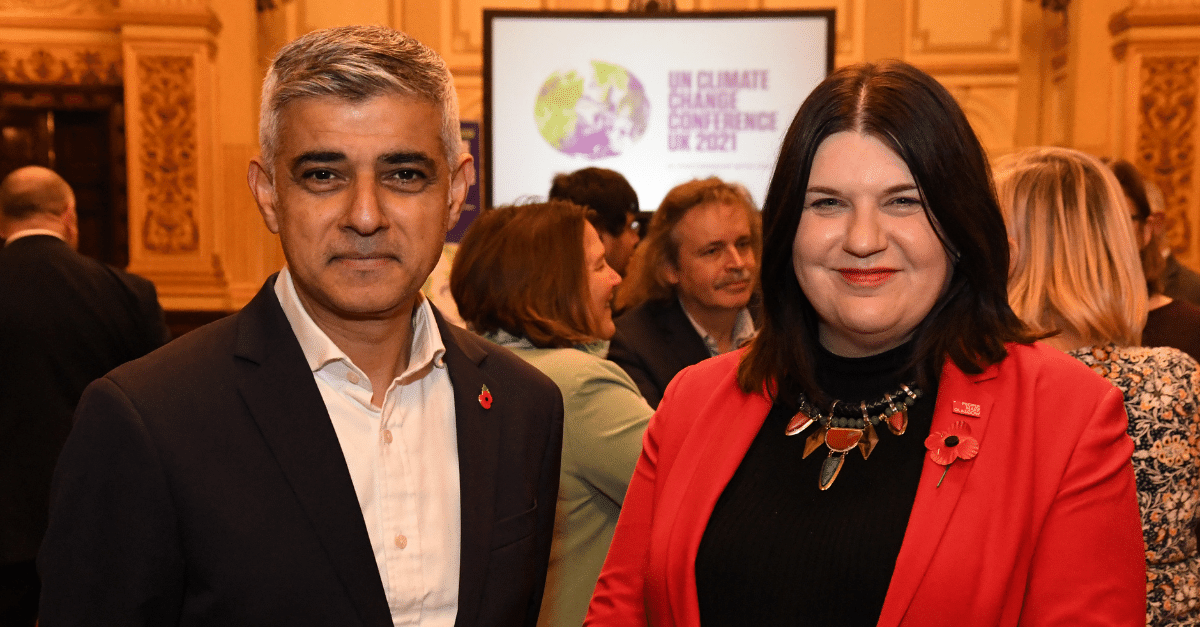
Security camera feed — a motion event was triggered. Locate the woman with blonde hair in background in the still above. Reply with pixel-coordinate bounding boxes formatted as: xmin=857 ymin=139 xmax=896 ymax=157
xmin=996 ymin=146 xmax=1200 ymax=627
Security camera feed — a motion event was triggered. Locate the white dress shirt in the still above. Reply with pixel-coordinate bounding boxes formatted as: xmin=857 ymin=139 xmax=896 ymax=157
xmin=680 ymin=298 xmax=757 ymax=357
xmin=4 ymin=228 xmax=66 ymax=245
xmin=275 ymin=268 xmax=460 ymax=627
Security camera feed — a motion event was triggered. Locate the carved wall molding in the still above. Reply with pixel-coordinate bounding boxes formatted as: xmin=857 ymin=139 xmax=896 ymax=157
xmin=136 ymin=54 xmax=200 ymax=254
xmin=939 ymin=75 xmax=1019 ymax=153
xmin=448 ymin=0 xmax=540 ymax=65
xmin=443 ymin=0 xmax=863 ymax=75
xmin=1111 ymin=4 xmax=1200 ymax=35
xmin=0 ymin=0 xmax=111 ymax=14
xmin=909 ymin=0 xmax=1016 ymax=56
xmin=120 ymin=0 xmax=208 ymax=11
xmin=1136 ymin=55 xmax=1196 ymax=255
xmin=0 ymin=44 xmax=122 ymax=85
xmin=1132 ymin=0 xmax=1200 ymax=6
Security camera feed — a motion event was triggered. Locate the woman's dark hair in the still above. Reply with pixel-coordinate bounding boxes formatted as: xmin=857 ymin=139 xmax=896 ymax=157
xmin=737 ymin=60 xmax=1037 ymax=407
xmin=450 ymin=200 xmax=602 ymax=348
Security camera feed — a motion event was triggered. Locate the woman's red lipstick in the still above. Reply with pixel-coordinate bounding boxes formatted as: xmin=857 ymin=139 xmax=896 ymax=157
xmin=839 ymin=268 xmax=898 ymax=287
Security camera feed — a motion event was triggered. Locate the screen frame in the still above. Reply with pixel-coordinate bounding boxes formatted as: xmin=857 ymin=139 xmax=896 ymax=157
xmin=482 ymin=8 xmax=836 ymax=211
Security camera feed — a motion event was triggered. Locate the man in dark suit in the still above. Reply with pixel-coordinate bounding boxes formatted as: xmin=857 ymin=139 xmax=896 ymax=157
xmin=608 ymin=178 xmax=760 ymax=408
xmin=38 ymin=25 xmax=564 ymax=627
xmin=0 ymin=166 xmax=169 ymax=627
xmin=1163 ymin=253 xmax=1200 ymax=307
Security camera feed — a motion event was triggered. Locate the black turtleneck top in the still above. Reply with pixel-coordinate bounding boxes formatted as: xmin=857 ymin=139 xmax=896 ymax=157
xmin=694 ymin=342 xmax=938 ymax=626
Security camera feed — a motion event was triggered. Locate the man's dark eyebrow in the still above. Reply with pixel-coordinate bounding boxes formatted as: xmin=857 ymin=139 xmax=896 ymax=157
xmin=291 ymin=151 xmax=345 ymax=170
xmin=381 ymin=152 xmax=438 ymax=171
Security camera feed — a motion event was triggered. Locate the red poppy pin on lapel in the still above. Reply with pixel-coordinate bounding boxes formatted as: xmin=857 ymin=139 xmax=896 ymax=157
xmin=925 ymin=420 xmax=979 ymax=487
xmin=478 ymin=385 xmax=492 ymax=409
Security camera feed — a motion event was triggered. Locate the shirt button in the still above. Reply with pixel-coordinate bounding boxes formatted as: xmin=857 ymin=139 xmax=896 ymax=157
xmin=346 ymin=371 xmax=360 ymax=385
xmin=382 ymin=430 xmax=393 ymax=444
xmin=394 ymin=534 xmax=407 ymax=549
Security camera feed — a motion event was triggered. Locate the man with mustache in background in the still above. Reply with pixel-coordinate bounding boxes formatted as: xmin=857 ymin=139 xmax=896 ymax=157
xmin=608 ymin=178 xmax=761 ymax=408
xmin=38 ymin=25 xmax=563 ymax=627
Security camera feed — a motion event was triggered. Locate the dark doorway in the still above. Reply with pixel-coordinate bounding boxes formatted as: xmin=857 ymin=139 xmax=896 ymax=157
xmin=1 ymin=85 xmax=128 ymax=267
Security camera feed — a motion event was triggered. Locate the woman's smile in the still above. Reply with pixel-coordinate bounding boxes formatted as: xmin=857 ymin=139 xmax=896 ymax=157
xmin=837 ymin=267 xmax=899 ymax=288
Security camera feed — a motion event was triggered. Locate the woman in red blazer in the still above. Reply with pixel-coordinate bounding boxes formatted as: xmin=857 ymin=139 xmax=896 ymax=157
xmin=586 ymin=60 xmax=1146 ymax=626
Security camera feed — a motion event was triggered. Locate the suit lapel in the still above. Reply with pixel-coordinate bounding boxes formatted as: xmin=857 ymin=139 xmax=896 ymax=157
xmin=659 ymin=300 xmax=714 ymax=371
xmin=234 ymin=280 xmax=393 ymax=627
xmin=657 ymin=377 xmax=773 ymax=626
xmin=434 ymin=313 xmax=500 ymax=627
xmin=877 ymin=361 xmax=997 ymax=627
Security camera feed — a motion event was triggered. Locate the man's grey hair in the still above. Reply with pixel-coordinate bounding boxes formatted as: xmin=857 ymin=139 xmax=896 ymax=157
xmin=259 ymin=25 xmax=462 ymax=173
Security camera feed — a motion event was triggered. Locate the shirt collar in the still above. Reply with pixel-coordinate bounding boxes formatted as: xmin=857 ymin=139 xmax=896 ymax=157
xmin=4 ymin=229 xmax=66 ymax=245
xmin=274 ymin=267 xmax=447 ymax=387
xmin=482 ymin=328 xmax=609 ymax=358
xmin=679 ymin=298 xmax=756 ymax=357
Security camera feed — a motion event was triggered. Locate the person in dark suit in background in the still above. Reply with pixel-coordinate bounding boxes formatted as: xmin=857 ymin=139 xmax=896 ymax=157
xmin=607 ymin=178 xmax=760 ymax=408
xmin=0 ymin=165 xmax=169 ymax=627
xmin=549 ymin=168 xmax=642 ymax=277
xmin=1142 ymin=179 xmax=1200 ymax=307
xmin=38 ymin=25 xmax=564 ymax=627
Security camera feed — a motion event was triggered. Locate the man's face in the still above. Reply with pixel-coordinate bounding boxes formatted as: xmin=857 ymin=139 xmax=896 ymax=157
xmin=664 ymin=201 xmax=757 ymax=317
xmin=249 ymin=93 xmax=473 ymax=327
xmin=599 ymin=212 xmax=640 ymax=276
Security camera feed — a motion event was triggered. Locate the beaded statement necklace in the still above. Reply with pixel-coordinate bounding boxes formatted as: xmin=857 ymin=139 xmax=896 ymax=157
xmin=785 ymin=383 xmax=922 ymax=490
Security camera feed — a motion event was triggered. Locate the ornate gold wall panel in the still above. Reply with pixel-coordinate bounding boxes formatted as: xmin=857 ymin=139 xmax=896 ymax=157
xmin=0 ymin=44 xmax=122 ymax=85
xmin=938 ymin=75 xmax=1019 ymax=154
xmin=136 ymin=54 xmax=200 ymax=254
xmin=0 ymin=0 xmax=111 ymax=14
xmin=762 ymin=0 xmax=864 ymax=65
xmin=1135 ymin=56 xmax=1196 ymax=256
xmin=905 ymin=0 xmax=1020 ymax=71
xmin=123 ymin=34 xmax=228 ymax=309
xmin=441 ymin=0 xmax=541 ymax=71
xmin=899 ymin=0 xmax=1029 ymax=157
xmin=1113 ymin=3 xmax=1200 ymax=268
xmin=910 ymin=0 xmax=1012 ymax=52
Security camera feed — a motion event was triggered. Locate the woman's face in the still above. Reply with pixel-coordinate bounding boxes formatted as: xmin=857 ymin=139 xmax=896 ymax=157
xmin=792 ymin=131 xmax=952 ymax=357
xmin=584 ymin=222 xmax=622 ymax=340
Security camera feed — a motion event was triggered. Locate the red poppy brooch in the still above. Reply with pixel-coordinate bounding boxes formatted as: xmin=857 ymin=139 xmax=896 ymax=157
xmin=924 ymin=420 xmax=979 ymax=487
xmin=478 ymin=384 xmax=493 ymax=410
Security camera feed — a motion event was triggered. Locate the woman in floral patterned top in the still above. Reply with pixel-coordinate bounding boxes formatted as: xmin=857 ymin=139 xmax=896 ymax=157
xmin=997 ymin=146 xmax=1200 ymax=627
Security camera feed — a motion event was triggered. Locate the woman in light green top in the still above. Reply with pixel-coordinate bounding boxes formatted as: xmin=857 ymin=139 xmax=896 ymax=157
xmin=450 ymin=201 xmax=654 ymax=627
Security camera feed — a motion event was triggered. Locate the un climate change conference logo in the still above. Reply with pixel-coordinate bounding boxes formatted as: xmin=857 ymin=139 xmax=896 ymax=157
xmin=534 ymin=61 xmax=650 ymax=159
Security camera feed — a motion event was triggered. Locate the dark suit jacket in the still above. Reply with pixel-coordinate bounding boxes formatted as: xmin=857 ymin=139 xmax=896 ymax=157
xmin=37 ymin=275 xmax=565 ymax=627
xmin=1163 ymin=254 xmax=1200 ymax=308
xmin=0 ymin=234 xmax=168 ymax=565
xmin=607 ymin=298 xmax=711 ymax=408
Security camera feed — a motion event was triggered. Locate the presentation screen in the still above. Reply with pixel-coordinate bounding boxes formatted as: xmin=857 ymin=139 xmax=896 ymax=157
xmin=484 ymin=10 xmax=834 ymax=211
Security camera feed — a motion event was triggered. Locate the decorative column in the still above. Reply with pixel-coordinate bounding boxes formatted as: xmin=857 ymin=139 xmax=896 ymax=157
xmin=1111 ymin=1 xmax=1200 ymax=268
xmin=121 ymin=1 xmax=228 ymax=310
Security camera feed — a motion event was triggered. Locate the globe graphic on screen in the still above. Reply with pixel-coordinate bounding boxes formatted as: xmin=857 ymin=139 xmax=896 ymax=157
xmin=534 ymin=61 xmax=650 ymax=159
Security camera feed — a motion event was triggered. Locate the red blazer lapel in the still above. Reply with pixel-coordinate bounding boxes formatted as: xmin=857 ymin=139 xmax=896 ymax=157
xmin=877 ymin=361 xmax=998 ymax=627
xmin=654 ymin=380 xmax=773 ymax=626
